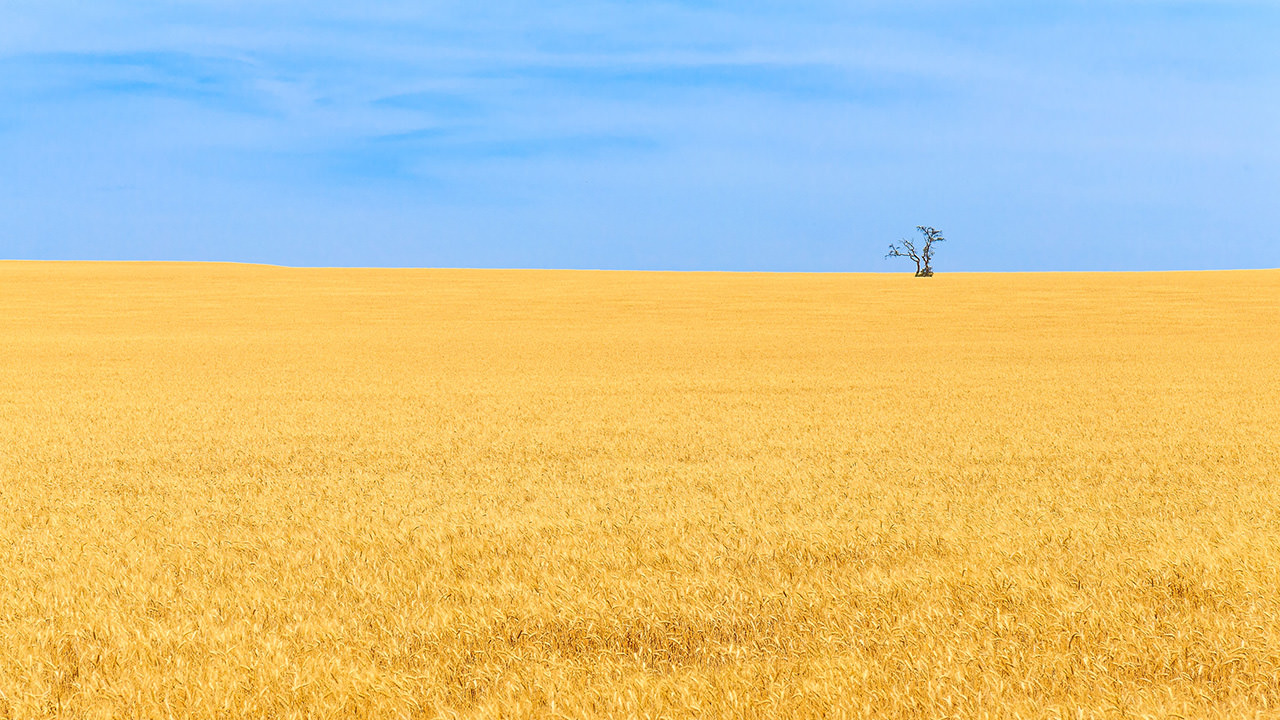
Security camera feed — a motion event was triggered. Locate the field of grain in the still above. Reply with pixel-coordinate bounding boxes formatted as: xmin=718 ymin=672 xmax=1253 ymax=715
xmin=1 ymin=263 xmax=1278 ymax=718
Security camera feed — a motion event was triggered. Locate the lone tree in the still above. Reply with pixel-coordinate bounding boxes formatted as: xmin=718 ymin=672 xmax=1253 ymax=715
xmin=886 ymin=226 xmax=945 ymax=277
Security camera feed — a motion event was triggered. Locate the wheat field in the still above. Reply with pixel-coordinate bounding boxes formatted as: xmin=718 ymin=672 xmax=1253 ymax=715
xmin=1 ymin=262 xmax=1278 ymax=719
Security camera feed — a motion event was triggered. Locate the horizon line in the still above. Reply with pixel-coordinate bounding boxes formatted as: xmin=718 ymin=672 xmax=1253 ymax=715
xmin=1 ymin=259 xmax=1277 ymax=275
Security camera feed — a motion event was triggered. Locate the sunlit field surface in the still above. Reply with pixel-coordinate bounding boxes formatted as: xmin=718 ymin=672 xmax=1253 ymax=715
xmin=2 ymin=263 xmax=1279 ymax=719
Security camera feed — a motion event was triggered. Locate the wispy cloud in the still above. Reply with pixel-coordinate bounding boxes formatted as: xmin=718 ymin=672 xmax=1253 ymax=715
xmin=314 ymin=126 xmax=661 ymax=185
xmin=477 ymin=61 xmax=944 ymax=105
xmin=370 ymin=91 xmax=486 ymax=118
xmin=2 ymin=51 xmax=260 ymax=107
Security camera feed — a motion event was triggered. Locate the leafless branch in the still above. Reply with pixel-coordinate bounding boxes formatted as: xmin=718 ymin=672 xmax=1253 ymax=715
xmin=886 ymin=226 xmax=947 ymax=277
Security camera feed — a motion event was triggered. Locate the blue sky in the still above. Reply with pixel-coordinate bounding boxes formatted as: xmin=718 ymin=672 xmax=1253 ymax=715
xmin=1 ymin=1 xmax=1277 ymax=271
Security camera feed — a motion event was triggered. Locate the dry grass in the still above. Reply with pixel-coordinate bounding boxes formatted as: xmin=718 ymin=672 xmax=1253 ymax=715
xmin=1 ymin=262 xmax=1278 ymax=719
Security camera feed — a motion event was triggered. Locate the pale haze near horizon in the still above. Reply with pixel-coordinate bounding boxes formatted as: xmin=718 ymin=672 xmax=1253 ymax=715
xmin=1 ymin=1 xmax=1277 ymax=272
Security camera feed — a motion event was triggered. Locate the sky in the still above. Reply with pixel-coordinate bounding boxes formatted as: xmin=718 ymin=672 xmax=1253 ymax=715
xmin=0 ymin=1 xmax=1277 ymax=271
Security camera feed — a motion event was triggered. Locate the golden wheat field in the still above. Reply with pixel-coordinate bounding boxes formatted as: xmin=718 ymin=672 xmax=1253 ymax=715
xmin=1 ymin=262 xmax=1279 ymax=719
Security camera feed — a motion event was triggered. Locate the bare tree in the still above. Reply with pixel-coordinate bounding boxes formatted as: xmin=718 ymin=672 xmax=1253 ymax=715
xmin=886 ymin=226 xmax=946 ymax=277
